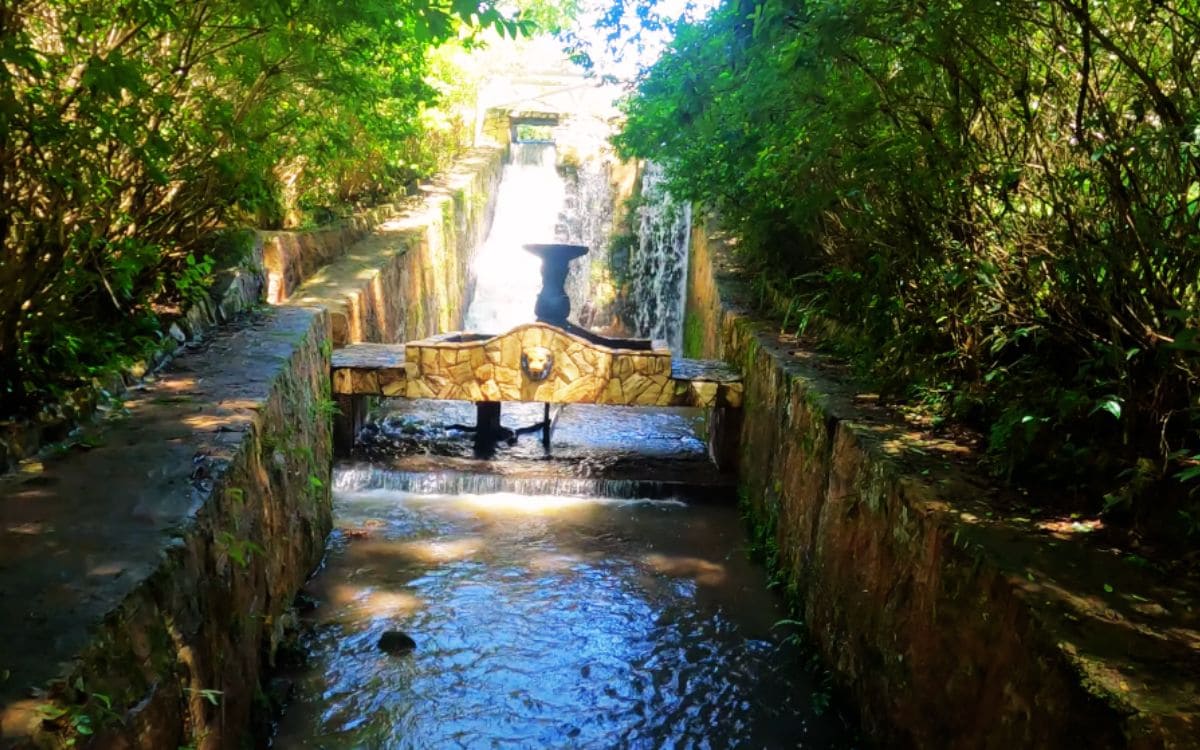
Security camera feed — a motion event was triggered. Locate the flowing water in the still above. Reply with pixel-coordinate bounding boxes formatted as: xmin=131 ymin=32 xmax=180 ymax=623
xmin=463 ymin=141 xmax=690 ymax=349
xmin=271 ymin=473 xmax=853 ymax=748
xmin=274 ymin=140 xmax=856 ymax=747
xmin=464 ymin=142 xmax=562 ymax=334
xmin=272 ymin=402 xmax=856 ymax=748
xmin=628 ymin=163 xmax=691 ymax=352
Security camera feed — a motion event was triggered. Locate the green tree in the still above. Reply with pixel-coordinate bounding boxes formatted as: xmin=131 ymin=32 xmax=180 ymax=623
xmin=0 ymin=0 xmax=534 ymax=415
xmin=617 ymin=0 xmax=1200 ymax=514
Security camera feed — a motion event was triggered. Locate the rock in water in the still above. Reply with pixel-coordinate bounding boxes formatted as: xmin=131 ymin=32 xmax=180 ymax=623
xmin=378 ymin=630 xmax=417 ymax=654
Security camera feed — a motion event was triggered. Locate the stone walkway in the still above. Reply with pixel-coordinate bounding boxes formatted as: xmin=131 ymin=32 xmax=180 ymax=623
xmin=0 ymin=141 xmax=503 ymax=748
xmin=0 ymin=308 xmax=330 ymax=746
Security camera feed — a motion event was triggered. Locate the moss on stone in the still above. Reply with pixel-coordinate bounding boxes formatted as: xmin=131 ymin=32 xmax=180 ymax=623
xmin=687 ymin=219 xmax=1196 ymax=748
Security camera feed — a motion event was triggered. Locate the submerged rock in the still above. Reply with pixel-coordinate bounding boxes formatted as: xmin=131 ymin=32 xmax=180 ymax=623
xmin=266 ymin=676 xmax=294 ymax=710
xmin=378 ymin=630 xmax=416 ymax=654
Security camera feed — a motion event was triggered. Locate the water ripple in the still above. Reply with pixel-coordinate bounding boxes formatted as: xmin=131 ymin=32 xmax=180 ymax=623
xmin=273 ymin=489 xmax=853 ymax=748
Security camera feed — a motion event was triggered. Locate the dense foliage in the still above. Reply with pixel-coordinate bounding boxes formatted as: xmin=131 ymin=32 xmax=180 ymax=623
xmin=617 ymin=0 xmax=1200 ymax=517
xmin=0 ymin=0 xmax=531 ymax=416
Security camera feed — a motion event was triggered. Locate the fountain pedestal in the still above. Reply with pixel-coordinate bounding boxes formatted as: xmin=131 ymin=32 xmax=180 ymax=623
xmin=523 ymin=243 xmax=588 ymax=327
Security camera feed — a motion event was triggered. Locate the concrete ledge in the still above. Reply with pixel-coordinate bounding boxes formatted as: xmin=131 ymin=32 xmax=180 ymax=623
xmin=262 ymin=203 xmax=403 ymax=304
xmin=687 ymin=222 xmax=1200 ymax=748
xmin=0 ymin=307 xmax=333 ymax=749
xmin=284 ymin=147 xmax=503 ymax=346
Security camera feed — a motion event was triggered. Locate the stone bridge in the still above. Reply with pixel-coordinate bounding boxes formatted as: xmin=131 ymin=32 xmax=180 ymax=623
xmin=330 ymin=321 xmax=743 ymax=465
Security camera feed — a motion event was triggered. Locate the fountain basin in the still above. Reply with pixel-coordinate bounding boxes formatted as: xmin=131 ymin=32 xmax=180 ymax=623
xmin=331 ymin=322 xmax=742 ymax=408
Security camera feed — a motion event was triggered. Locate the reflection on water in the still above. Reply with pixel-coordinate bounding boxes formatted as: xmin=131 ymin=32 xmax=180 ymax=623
xmin=272 ymin=486 xmax=856 ymax=748
xmin=357 ymin=400 xmax=710 ymax=463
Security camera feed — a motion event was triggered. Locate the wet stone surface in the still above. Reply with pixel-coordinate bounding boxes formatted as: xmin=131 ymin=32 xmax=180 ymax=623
xmin=0 ymin=307 xmax=332 ymax=747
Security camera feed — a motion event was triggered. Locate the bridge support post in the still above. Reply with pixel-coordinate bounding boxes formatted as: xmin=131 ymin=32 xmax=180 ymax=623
xmin=476 ymin=401 xmax=502 ymax=435
xmin=334 ymin=394 xmax=366 ymax=457
xmin=472 ymin=401 xmax=504 ymax=459
xmin=708 ymin=406 xmax=742 ymax=474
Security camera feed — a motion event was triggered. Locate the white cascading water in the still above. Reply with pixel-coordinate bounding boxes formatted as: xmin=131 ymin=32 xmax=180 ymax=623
xmin=465 ymin=139 xmax=623 ymax=334
xmin=464 ymin=142 xmax=564 ymax=333
xmin=465 ymin=145 xmax=690 ymax=351
xmin=333 ymin=464 xmax=690 ymax=501
xmin=629 ymin=163 xmax=691 ymax=352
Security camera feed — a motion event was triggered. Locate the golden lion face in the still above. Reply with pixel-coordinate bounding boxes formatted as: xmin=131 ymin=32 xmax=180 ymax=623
xmin=520 ymin=346 xmax=554 ymax=382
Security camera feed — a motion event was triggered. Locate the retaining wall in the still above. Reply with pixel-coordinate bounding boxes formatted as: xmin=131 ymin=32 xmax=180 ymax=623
xmin=0 ymin=308 xmax=333 ymax=749
xmin=687 ymin=221 xmax=1198 ymax=748
xmin=0 ymin=146 xmax=505 ymax=748
xmin=284 ymin=147 xmax=503 ymax=345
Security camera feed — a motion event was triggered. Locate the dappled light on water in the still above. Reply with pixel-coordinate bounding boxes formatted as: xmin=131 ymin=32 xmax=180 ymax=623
xmin=325 ymin=587 xmax=426 ymax=618
xmin=274 ymin=484 xmax=854 ymax=747
xmin=643 ymin=553 xmax=728 ymax=587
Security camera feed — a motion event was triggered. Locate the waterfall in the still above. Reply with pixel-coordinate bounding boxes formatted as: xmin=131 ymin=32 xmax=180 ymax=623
xmin=464 ymin=134 xmax=685 ymax=345
xmin=464 ymin=141 xmax=563 ymax=334
xmin=465 ymin=123 xmax=628 ymax=336
xmin=333 ymin=464 xmax=717 ymax=502
xmin=628 ymin=163 xmax=691 ymax=352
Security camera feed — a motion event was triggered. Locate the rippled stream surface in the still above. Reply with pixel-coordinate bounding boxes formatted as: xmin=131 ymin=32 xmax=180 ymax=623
xmin=273 ymin=406 xmax=855 ymax=748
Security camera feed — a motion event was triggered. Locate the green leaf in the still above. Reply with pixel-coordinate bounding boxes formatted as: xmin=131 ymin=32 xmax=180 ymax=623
xmin=1175 ymin=465 xmax=1200 ymax=483
xmin=1091 ymin=398 xmax=1121 ymax=420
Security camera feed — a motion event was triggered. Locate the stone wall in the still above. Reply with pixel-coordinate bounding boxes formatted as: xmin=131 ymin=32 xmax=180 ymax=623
xmin=0 ymin=308 xmax=333 ymax=749
xmin=687 ymin=219 xmax=1197 ymax=748
xmin=0 ymin=194 xmax=406 ymax=477
xmin=284 ymin=147 xmax=503 ymax=346
xmin=262 ymin=203 xmax=405 ymax=304
xmin=331 ymin=323 xmax=741 ymax=408
xmin=682 ymin=223 xmax=725 ymax=359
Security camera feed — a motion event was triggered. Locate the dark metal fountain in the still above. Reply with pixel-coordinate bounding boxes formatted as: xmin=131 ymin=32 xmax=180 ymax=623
xmin=522 ymin=243 xmax=652 ymax=350
xmin=524 ymin=243 xmax=588 ymax=327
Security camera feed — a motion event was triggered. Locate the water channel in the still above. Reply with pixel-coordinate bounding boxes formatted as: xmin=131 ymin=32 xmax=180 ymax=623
xmin=272 ymin=138 xmax=857 ymax=748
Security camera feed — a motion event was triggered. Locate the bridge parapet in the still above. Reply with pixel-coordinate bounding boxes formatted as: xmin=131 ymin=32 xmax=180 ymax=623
xmin=332 ymin=322 xmax=742 ymax=408
xmin=330 ymin=322 xmax=743 ymax=468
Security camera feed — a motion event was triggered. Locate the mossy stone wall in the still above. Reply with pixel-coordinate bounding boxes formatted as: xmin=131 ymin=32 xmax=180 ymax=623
xmin=687 ymin=218 xmax=1193 ymax=748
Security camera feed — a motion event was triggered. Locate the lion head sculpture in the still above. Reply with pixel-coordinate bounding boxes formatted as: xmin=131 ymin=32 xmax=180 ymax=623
xmin=520 ymin=346 xmax=554 ymax=382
